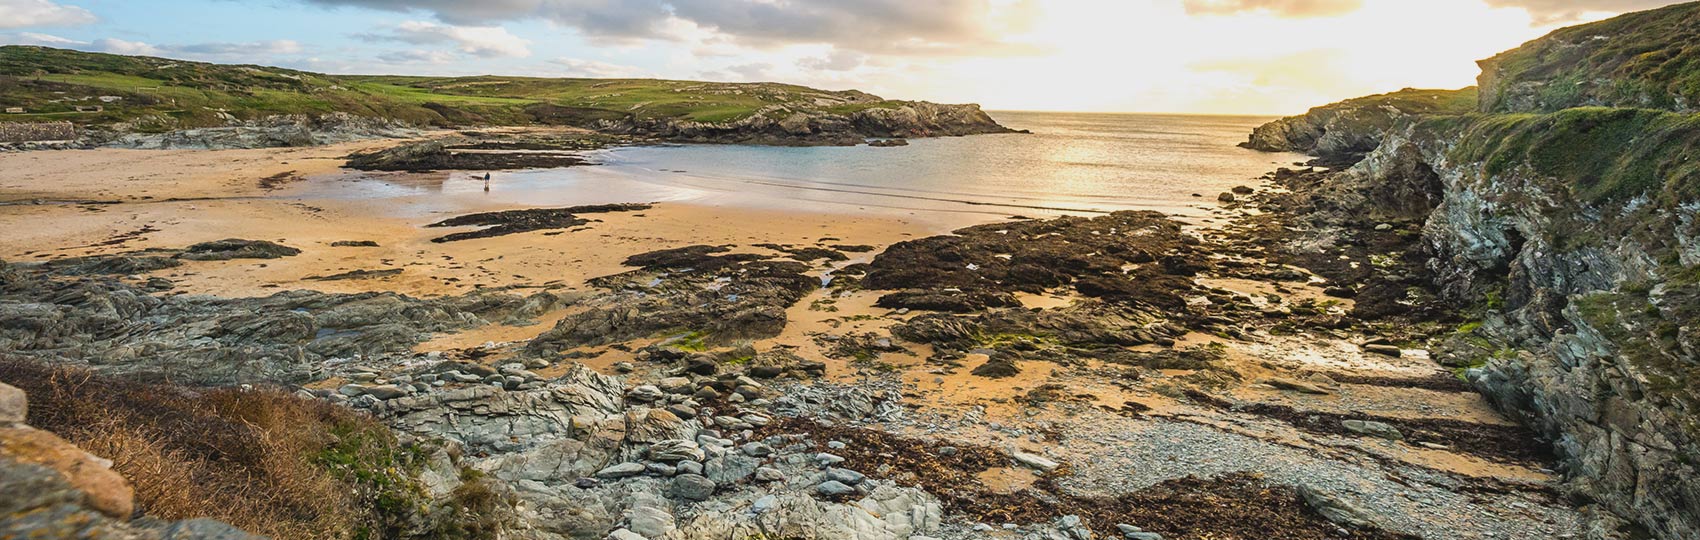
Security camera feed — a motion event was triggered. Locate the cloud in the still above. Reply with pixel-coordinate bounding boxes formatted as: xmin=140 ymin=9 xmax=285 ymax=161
xmin=377 ymin=49 xmax=456 ymax=64
xmin=1481 ymin=0 xmax=1681 ymax=23
xmin=547 ymin=57 xmax=653 ymax=78
xmin=1182 ymin=0 xmax=1364 ymax=17
xmin=0 ymin=0 xmax=97 ymax=29
xmin=798 ymin=49 xmax=866 ymax=71
xmin=0 ymin=33 xmax=310 ymax=61
xmin=360 ymin=20 xmax=531 ymax=58
xmin=293 ymin=0 xmax=1034 ymax=55
xmin=172 ymin=40 xmax=304 ymax=56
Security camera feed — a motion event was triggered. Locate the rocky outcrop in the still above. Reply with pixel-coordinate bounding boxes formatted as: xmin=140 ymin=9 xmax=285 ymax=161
xmin=100 ymin=112 xmax=419 ymax=150
xmin=1252 ymin=106 xmax=1700 ymax=538
xmin=0 ymin=256 xmax=577 ymax=385
xmin=595 ymin=101 xmax=1015 ymax=146
xmin=1241 ymin=88 xmax=1477 ymax=165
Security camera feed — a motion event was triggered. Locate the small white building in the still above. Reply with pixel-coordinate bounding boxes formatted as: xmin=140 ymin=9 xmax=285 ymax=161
xmin=3 ymin=108 xmax=22 ymax=114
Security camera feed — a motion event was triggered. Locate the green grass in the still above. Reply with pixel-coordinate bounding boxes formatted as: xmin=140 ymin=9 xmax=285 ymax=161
xmin=1480 ymin=2 xmax=1700 ymax=112
xmin=0 ymin=45 xmax=907 ymax=130
xmin=1435 ymin=107 xmax=1700 ymax=204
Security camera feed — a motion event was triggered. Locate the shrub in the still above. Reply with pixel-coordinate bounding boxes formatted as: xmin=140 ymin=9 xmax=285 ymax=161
xmin=0 ymin=358 xmax=434 ymax=539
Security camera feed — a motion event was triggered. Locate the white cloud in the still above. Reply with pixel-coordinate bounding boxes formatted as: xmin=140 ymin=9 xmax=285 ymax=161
xmin=0 ymin=30 xmax=79 ymax=45
xmin=547 ymin=57 xmax=653 ymax=78
xmin=90 ymin=38 xmax=163 ymax=56
xmin=378 ymin=49 xmax=456 ymax=64
xmin=362 ymin=20 xmax=531 ymax=58
xmin=798 ymin=49 xmax=866 ymax=71
xmin=0 ymin=0 xmax=97 ymax=29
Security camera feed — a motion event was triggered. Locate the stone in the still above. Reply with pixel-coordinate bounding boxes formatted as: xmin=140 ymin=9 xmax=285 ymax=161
xmin=646 ymin=462 xmax=677 ymax=476
xmin=817 ymin=480 xmax=856 ymax=497
xmin=705 ymin=454 xmax=760 ymax=484
xmin=1217 ymin=192 xmax=1236 ymax=203
xmin=627 ymin=502 xmax=675 ymax=538
xmin=0 ymin=383 xmax=24 ymax=424
xmin=606 ymin=528 xmax=646 ymax=540
xmin=825 ymin=467 xmax=865 ymax=485
xmin=676 ymin=460 xmax=704 ymax=476
xmin=628 ymin=385 xmax=665 ymax=402
xmin=1011 ymin=451 xmax=1059 ymax=473
xmin=648 ymin=439 xmax=706 ymax=462
xmin=1298 ymin=484 xmax=1377 ymax=529
xmin=754 ymin=467 xmax=785 ymax=482
xmin=1342 ymin=419 xmax=1404 ymax=441
xmin=740 ymin=442 xmax=774 ymax=457
xmin=816 ymin=452 xmax=846 ymax=466
xmin=1362 ymin=343 xmax=1401 ymax=357
xmin=595 ymin=462 xmax=646 ymax=479
xmin=156 ymin=518 xmax=264 ymax=540
xmin=1265 ymin=377 xmax=1331 ymax=395
xmin=669 ymin=473 xmax=716 ymax=501
xmin=0 ymin=425 xmax=134 ymax=519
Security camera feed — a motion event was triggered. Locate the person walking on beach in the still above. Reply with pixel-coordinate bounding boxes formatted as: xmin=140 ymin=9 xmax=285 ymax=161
xmin=483 ymin=172 xmax=491 ymax=192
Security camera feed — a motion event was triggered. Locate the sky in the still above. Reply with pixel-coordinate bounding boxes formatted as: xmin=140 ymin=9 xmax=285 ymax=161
xmin=0 ymin=0 xmax=1686 ymax=114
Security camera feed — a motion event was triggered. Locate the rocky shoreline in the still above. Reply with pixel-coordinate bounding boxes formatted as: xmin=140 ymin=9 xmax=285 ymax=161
xmin=1 ymin=170 xmax=1586 ymax=539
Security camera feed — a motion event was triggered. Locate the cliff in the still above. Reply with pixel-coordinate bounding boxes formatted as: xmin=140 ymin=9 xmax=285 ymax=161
xmin=1240 ymin=87 xmax=1477 ymax=165
xmin=1245 ymin=5 xmax=1700 ymax=538
xmin=0 ymin=46 xmax=1013 ymax=148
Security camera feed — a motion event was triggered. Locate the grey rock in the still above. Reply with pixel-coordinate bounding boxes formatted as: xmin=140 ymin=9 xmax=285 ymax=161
xmin=754 ymin=467 xmax=786 ymax=482
xmin=817 ymin=480 xmax=856 ymax=497
xmin=1012 ymin=451 xmax=1059 ymax=472
xmin=1298 ymin=484 xmax=1377 ymax=529
xmin=595 ymin=462 xmax=647 ymax=479
xmin=825 ymin=467 xmax=865 ymax=485
xmin=669 ymin=473 xmax=716 ymax=501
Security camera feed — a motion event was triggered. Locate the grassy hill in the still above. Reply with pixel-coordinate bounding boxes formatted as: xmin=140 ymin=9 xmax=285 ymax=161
xmin=0 ymin=46 xmax=905 ymax=132
xmin=1477 ymin=1 xmax=1700 ymax=113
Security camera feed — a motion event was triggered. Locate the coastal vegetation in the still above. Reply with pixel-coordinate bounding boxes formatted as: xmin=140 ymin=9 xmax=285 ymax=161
xmin=0 ymin=45 xmax=907 ymax=129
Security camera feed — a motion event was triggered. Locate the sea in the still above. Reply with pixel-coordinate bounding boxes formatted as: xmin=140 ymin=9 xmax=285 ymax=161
xmin=318 ymin=111 xmax=1305 ymax=228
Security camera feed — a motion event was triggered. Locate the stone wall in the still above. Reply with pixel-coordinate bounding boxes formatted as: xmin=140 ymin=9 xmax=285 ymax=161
xmin=0 ymin=121 xmax=76 ymax=143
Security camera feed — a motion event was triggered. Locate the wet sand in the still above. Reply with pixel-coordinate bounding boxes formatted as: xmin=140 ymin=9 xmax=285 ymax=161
xmin=0 ymin=142 xmax=937 ymax=298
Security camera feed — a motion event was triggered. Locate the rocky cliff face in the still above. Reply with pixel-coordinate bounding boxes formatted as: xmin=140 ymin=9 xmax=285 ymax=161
xmin=1241 ymin=88 xmax=1477 ymax=165
xmin=595 ymin=101 xmax=1015 ymax=146
xmin=1250 ymin=97 xmax=1700 ymax=539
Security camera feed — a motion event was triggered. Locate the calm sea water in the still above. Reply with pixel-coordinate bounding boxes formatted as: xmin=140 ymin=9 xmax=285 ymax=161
xmin=318 ymin=112 xmax=1303 ymax=226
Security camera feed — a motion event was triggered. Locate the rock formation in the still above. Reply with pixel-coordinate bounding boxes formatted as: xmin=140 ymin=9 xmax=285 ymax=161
xmin=1242 ymin=5 xmax=1700 ymax=536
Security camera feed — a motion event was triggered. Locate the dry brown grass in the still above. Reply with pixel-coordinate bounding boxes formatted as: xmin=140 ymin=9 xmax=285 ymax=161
xmin=0 ymin=358 xmax=426 ymax=539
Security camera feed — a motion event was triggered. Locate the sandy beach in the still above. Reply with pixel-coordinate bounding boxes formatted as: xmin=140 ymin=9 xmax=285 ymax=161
xmin=0 ymin=142 xmax=938 ymax=299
